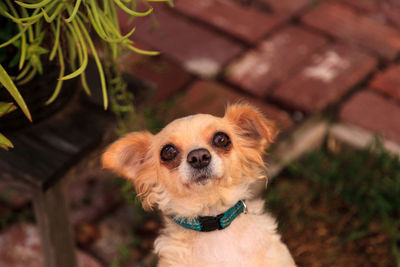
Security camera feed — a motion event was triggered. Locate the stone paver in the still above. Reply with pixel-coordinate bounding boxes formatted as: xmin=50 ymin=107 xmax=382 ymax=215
xmin=0 ymin=223 xmax=101 ymax=267
xmin=338 ymin=0 xmax=400 ymax=21
xmin=90 ymin=205 xmax=159 ymax=264
xmin=170 ymin=80 xmax=293 ymax=130
xmin=132 ymin=8 xmax=244 ymax=77
xmin=258 ymin=0 xmax=313 ymax=15
xmin=174 ymin=0 xmax=282 ymax=44
xmin=120 ymin=51 xmax=192 ymax=103
xmin=68 ymin=169 xmax=121 ymax=226
xmin=90 ymin=206 xmax=138 ymax=263
xmin=370 ymin=64 xmax=400 ymax=101
xmin=226 ymin=26 xmax=327 ymax=98
xmin=272 ymin=44 xmax=377 ymax=113
xmin=337 ymin=0 xmax=400 ymax=29
xmin=340 ymin=90 xmax=400 ymax=144
xmin=338 ymin=0 xmax=384 ymax=12
xmin=302 ymin=1 xmax=400 ymax=60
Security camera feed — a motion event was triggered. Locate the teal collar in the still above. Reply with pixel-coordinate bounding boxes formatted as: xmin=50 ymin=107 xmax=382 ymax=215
xmin=171 ymin=200 xmax=248 ymax=232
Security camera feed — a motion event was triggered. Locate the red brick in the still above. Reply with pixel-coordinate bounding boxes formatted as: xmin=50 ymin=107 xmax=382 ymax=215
xmin=131 ymin=9 xmax=244 ymax=77
xmin=258 ymin=0 xmax=312 ymax=15
xmin=370 ymin=64 xmax=400 ymax=101
xmin=90 ymin=205 xmax=145 ymax=263
xmin=120 ymin=51 xmax=192 ymax=103
xmin=337 ymin=0 xmax=381 ymax=12
xmin=171 ymin=80 xmax=293 ymax=130
xmin=68 ymin=170 xmax=121 ymax=226
xmin=226 ymin=26 xmax=327 ymax=98
xmin=302 ymin=2 xmax=400 ymax=60
xmin=0 ymin=223 xmax=101 ymax=267
xmin=340 ymin=90 xmax=400 ymax=144
xmin=338 ymin=0 xmax=400 ymax=28
xmin=383 ymin=3 xmax=400 ymax=29
xmin=174 ymin=0 xmax=282 ymax=44
xmin=337 ymin=0 xmax=400 ymax=14
xmin=272 ymin=44 xmax=377 ymax=113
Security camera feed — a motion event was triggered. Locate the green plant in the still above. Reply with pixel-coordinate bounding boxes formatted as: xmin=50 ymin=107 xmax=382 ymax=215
xmin=0 ymin=0 xmax=172 ymax=149
xmin=110 ymin=244 xmax=132 ymax=267
xmin=268 ymin=143 xmax=400 ymax=265
xmin=0 ymin=196 xmax=34 ymax=231
xmin=0 ymin=101 xmax=18 ymax=149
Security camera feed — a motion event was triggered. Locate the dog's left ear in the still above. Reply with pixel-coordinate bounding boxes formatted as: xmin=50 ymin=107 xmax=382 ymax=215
xmin=224 ymin=103 xmax=278 ymax=149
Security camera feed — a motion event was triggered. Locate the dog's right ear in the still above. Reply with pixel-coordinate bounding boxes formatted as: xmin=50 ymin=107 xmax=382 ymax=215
xmin=102 ymin=131 xmax=157 ymax=210
xmin=102 ymin=131 xmax=153 ymax=176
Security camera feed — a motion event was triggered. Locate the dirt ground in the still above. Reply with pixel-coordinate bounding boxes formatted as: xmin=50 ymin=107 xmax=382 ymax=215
xmin=265 ymin=178 xmax=395 ymax=267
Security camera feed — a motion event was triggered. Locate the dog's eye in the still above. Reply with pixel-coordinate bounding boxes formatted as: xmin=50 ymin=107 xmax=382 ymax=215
xmin=161 ymin=144 xmax=178 ymax=161
xmin=212 ymin=132 xmax=231 ymax=148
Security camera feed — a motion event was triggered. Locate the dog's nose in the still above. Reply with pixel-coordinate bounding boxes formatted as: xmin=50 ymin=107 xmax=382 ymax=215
xmin=187 ymin=148 xmax=211 ymax=169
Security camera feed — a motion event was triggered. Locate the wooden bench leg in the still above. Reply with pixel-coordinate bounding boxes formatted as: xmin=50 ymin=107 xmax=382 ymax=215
xmin=32 ymin=180 xmax=77 ymax=267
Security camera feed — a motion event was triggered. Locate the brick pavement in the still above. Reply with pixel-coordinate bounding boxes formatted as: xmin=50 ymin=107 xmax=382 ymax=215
xmin=370 ymin=64 xmax=400 ymax=101
xmin=122 ymin=0 xmax=400 ymax=144
xmin=174 ymin=0 xmax=283 ymax=44
xmin=340 ymin=90 xmax=400 ymax=144
xmin=226 ymin=26 xmax=327 ymax=98
xmin=0 ymin=224 xmax=101 ymax=267
xmin=272 ymin=44 xmax=377 ymax=113
xmin=302 ymin=1 xmax=400 ymax=60
xmin=132 ymin=8 xmax=244 ymax=77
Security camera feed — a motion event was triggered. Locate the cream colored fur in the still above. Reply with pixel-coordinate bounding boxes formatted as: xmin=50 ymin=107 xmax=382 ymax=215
xmin=102 ymin=103 xmax=296 ymax=266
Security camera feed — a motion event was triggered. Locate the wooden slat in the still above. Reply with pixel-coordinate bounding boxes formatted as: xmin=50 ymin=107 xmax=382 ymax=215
xmin=29 ymin=128 xmax=80 ymax=155
xmin=0 ymin=104 xmax=111 ymax=191
xmin=0 ymin=139 xmax=49 ymax=186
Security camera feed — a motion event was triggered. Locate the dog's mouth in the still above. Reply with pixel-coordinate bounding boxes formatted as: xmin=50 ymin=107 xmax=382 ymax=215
xmin=193 ymin=174 xmax=211 ymax=185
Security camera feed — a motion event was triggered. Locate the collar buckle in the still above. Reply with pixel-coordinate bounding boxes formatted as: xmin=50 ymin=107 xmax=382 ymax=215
xmin=198 ymin=213 xmax=224 ymax=232
xmin=240 ymin=200 xmax=248 ymax=214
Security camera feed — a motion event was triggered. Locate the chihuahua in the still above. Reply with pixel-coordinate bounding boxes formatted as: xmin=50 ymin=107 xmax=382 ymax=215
xmin=102 ymin=103 xmax=295 ymax=266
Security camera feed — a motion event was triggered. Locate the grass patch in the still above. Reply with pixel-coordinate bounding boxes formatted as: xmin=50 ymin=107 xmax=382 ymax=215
xmin=265 ymin=144 xmax=400 ymax=267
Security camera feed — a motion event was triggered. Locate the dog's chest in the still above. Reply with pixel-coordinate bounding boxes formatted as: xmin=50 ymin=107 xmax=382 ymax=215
xmin=179 ymin=214 xmax=272 ymax=266
xmin=193 ymin=221 xmax=265 ymax=265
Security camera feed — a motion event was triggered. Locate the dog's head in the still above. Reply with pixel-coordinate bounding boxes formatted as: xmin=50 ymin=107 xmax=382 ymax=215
xmin=102 ymin=103 xmax=277 ymax=217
